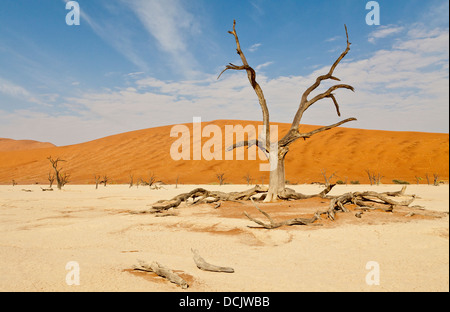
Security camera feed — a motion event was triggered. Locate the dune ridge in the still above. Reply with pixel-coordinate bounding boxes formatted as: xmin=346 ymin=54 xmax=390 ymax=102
xmin=0 ymin=138 xmax=55 ymax=152
xmin=0 ymin=120 xmax=448 ymax=185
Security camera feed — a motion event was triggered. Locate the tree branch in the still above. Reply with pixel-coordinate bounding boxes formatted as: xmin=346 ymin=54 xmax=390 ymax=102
xmin=226 ymin=139 xmax=269 ymax=157
xmin=287 ymin=25 xmax=353 ymax=136
xmin=279 ymin=118 xmax=357 ymax=147
xmin=219 ymin=20 xmax=270 ymax=151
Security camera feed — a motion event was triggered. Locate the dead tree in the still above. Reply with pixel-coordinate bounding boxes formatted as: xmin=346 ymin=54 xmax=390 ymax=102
xmin=60 ymin=172 xmax=70 ymax=187
xmin=366 ymin=169 xmax=374 ymax=186
xmin=148 ymin=21 xmax=418 ymax=217
xmin=216 ymin=173 xmax=225 ymax=186
xmin=321 ymin=169 xmax=336 ymax=187
xmin=48 ymin=172 xmax=55 ymax=188
xmin=433 ymin=174 xmax=440 ymax=186
xmin=140 ymin=172 xmax=156 ymax=189
xmin=101 ymin=175 xmax=109 ymax=187
xmin=12 ymin=179 xmax=17 ymax=187
xmin=94 ymin=175 xmax=101 ymax=189
xmin=47 ymin=156 xmax=68 ymax=190
xmin=129 ymin=174 xmax=134 ymax=188
xmin=219 ymin=20 xmax=356 ymax=202
xmin=415 ymin=176 xmax=422 ymax=185
xmin=366 ymin=170 xmax=383 ymax=186
xmin=244 ymin=172 xmax=252 ymax=186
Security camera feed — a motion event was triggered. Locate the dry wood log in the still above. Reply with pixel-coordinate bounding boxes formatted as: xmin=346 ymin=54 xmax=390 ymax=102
xmin=150 ymin=186 xmax=269 ymax=212
xmin=324 ymin=187 xmax=416 ymax=220
xmin=150 ymin=184 xmax=337 ymax=213
xmin=244 ymin=199 xmax=321 ymax=229
xmin=133 ymin=260 xmax=189 ymax=289
xmin=244 ymin=187 xmax=417 ymax=227
xmin=191 ymin=249 xmax=234 ymax=273
xmin=279 ymin=184 xmax=336 ymax=200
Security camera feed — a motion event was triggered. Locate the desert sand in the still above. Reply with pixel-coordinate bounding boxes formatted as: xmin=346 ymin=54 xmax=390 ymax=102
xmin=0 ymin=183 xmax=448 ymax=292
xmin=0 ymin=120 xmax=448 ymax=185
xmin=1 ymin=121 xmax=448 ymax=292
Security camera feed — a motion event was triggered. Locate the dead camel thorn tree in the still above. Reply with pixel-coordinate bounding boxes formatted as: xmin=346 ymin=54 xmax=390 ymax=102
xmin=219 ymin=20 xmax=356 ymax=202
xmin=47 ymin=156 xmax=70 ymax=190
xmin=149 ymin=21 xmax=417 ymax=215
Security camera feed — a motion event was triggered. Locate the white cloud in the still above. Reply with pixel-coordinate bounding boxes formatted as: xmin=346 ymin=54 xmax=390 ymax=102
xmin=124 ymin=0 xmax=202 ymax=77
xmin=255 ymin=62 xmax=274 ymax=71
xmin=368 ymin=25 xmax=405 ymax=44
xmin=2 ymin=20 xmax=448 ymax=146
xmin=0 ymin=77 xmax=30 ymax=98
xmin=248 ymin=43 xmax=262 ymax=52
xmin=81 ymin=4 xmax=150 ymax=72
xmin=325 ymin=36 xmax=341 ymax=42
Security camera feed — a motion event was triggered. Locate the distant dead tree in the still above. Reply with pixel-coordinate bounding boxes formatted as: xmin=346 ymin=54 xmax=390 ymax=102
xmin=175 ymin=175 xmax=179 ymax=189
xmin=94 ymin=175 xmax=101 ymax=189
xmin=425 ymin=173 xmax=430 ymax=185
xmin=60 ymin=172 xmax=70 ymax=187
xmin=244 ymin=172 xmax=252 ymax=186
xmin=48 ymin=172 xmax=55 ymax=188
xmin=366 ymin=169 xmax=374 ymax=186
xmin=216 ymin=173 xmax=225 ymax=186
xmin=375 ymin=173 xmax=383 ymax=185
xmin=12 ymin=179 xmax=17 ymax=187
xmin=321 ymin=169 xmax=336 ymax=187
xmin=129 ymin=174 xmax=134 ymax=188
xmin=101 ymin=175 xmax=109 ymax=187
xmin=140 ymin=172 xmax=156 ymax=189
xmin=47 ymin=156 xmax=69 ymax=190
xmin=415 ymin=176 xmax=422 ymax=185
xmin=433 ymin=173 xmax=440 ymax=186
xmin=366 ymin=170 xmax=383 ymax=186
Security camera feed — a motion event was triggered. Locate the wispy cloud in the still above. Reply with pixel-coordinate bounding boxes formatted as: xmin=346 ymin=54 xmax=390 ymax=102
xmin=80 ymin=2 xmax=150 ymax=72
xmin=248 ymin=43 xmax=262 ymax=52
xmin=325 ymin=36 xmax=341 ymax=43
xmin=124 ymin=0 xmax=202 ymax=78
xmin=0 ymin=77 xmax=30 ymax=98
xmin=368 ymin=25 xmax=405 ymax=44
xmin=256 ymin=61 xmax=274 ymax=71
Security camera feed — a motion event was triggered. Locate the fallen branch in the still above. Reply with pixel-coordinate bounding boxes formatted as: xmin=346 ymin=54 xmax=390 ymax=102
xmin=244 ymin=199 xmax=321 ymax=229
xmin=245 ymin=187 xmax=417 ymax=227
xmin=133 ymin=260 xmax=189 ymax=289
xmin=191 ymin=249 xmax=234 ymax=273
xmin=324 ymin=186 xmax=416 ymax=221
xmin=150 ymin=186 xmax=269 ymax=212
xmin=150 ymin=184 xmax=336 ymax=213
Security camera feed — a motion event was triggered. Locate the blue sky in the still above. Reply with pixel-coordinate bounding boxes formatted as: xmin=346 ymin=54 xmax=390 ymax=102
xmin=0 ymin=0 xmax=448 ymax=146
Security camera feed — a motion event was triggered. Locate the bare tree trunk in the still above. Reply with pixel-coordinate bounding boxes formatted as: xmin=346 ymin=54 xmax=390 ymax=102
xmin=48 ymin=156 xmax=66 ymax=190
xmin=265 ymin=148 xmax=286 ymax=202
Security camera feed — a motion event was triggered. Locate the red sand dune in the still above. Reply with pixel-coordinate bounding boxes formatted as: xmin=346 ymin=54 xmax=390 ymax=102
xmin=0 ymin=120 xmax=448 ymax=185
xmin=0 ymin=138 xmax=55 ymax=152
